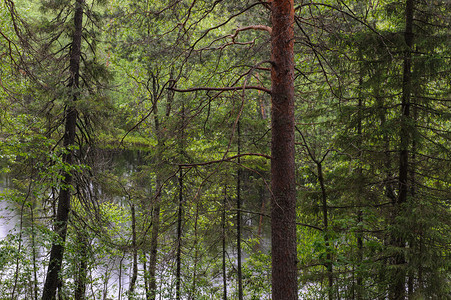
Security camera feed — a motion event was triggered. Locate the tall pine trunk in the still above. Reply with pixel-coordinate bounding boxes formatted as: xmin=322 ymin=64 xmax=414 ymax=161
xmin=41 ymin=1 xmax=83 ymax=299
xmin=270 ymin=1 xmax=298 ymax=299
xmin=391 ymin=0 xmax=414 ymax=298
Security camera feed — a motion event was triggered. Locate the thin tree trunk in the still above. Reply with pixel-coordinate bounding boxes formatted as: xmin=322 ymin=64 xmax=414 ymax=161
xmin=74 ymin=232 xmax=88 ymax=300
xmin=255 ymin=186 xmax=266 ymax=252
xmin=118 ymin=254 xmax=124 ymax=300
xmin=129 ymin=204 xmax=138 ymax=297
xmin=223 ymin=187 xmax=228 ymax=300
xmin=31 ymin=205 xmax=38 ymax=300
xmin=102 ymin=267 xmax=110 ymax=300
xmin=236 ymin=120 xmax=243 ymax=300
xmin=149 ymin=81 xmax=163 ymax=300
xmin=176 ymin=168 xmax=183 ymax=300
xmin=408 ymin=102 xmax=419 ymax=297
xmin=355 ymin=59 xmax=364 ymax=300
xmin=148 ymin=180 xmax=161 ymax=300
xmin=143 ymin=253 xmax=150 ymax=300
xmin=12 ymin=198 xmax=26 ymax=299
xmin=270 ymin=1 xmax=297 ymax=299
xmin=317 ymin=162 xmax=333 ymax=300
xmin=189 ymin=203 xmax=199 ymax=300
xmin=42 ymin=1 xmax=83 ymax=299
xmin=407 ymin=104 xmax=418 ymax=298
xmin=176 ymin=102 xmax=184 ymax=300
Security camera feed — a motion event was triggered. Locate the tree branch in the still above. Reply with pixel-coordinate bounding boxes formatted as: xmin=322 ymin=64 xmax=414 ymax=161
xmin=170 ymin=85 xmax=271 ymax=94
xmin=179 ymin=153 xmax=271 ymax=168
xmin=232 ymin=25 xmax=272 ymax=36
xmin=232 ymin=209 xmax=323 ymax=231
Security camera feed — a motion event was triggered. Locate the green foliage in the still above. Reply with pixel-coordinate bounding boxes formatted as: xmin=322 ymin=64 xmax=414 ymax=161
xmin=0 ymin=0 xmax=449 ymax=298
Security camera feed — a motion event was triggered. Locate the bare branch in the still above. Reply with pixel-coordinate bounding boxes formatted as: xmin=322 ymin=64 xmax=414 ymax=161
xmin=233 ymin=25 xmax=272 ymax=36
xmin=231 ymin=209 xmax=324 ymax=231
xmin=170 ymin=85 xmax=271 ymax=94
xmin=179 ymin=153 xmax=271 ymax=168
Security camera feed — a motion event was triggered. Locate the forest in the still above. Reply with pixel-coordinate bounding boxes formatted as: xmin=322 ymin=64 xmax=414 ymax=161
xmin=0 ymin=0 xmax=449 ymax=299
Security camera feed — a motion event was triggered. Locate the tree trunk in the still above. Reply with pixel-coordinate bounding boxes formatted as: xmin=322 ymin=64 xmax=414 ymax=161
xmin=148 ymin=82 xmax=163 ymax=300
xmin=255 ymin=185 xmax=266 ymax=252
xmin=31 ymin=206 xmax=39 ymax=300
xmin=128 ymin=204 xmax=138 ymax=298
xmin=236 ymin=120 xmax=243 ymax=300
xmin=176 ymin=102 xmax=184 ymax=300
xmin=317 ymin=162 xmax=333 ymax=300
xmin=407 ymin=103 xmax=418 ymax=297
xmin=391 ymin=0 xmax=414 ymax=298
xmin=148 ymin=179 xmax=161 ymax=300
xmin=74 ymin=232 xmax=88 ymax=300
xmin=143 ymin=253 xmax=150 ymax=300
xmin=176 ymin=168 xmax=183 ymax=300
xmin=270 ymin=1 xmax=298 ymax=299
xmin=223 ymin=187 xmax=228 ymax=300
xmin=355 ymin=58 xmax=364 ymax=300
xmin=41 ymin=1 xmax=83 ymax=299
xmin=118 ymin=254 xmax=125 ymax=300
xmin=189 ymin=203 xmax=199 ymax=300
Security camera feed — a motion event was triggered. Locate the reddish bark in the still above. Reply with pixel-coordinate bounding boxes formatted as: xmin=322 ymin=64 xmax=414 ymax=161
xmin=270 ymin=0 xmax=298 ymax=299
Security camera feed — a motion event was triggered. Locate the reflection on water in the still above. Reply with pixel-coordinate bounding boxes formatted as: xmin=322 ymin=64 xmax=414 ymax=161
xmin=0 ymin=150 xmax=271 ymax=299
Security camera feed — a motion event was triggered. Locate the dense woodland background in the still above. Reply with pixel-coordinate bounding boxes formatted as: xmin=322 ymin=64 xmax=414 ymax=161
xmin=0 ymin=0 xmax=450 ymax=299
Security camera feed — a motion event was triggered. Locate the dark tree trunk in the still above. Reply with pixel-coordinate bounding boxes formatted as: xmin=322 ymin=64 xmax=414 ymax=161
xmin=270 ymin=1 xmax=298 ymax=299
xmin=148 ymin=180 xmax=161 ymax=300
xmin=407 ymin=104 xmax=418 ymax=297
xmin=41 ymin=1 xmax=83 ymax=299
xmin=317 ymin=162 xmax=333 ymax=300
xmin=222 ymin=188 xmax=228 ymax=300
xmin=149 ymin=83 xmax=163 ymax=300
xmin=255 ymin=185 xmax=266 ymax=252
xmin=398 ymin=0 xmax=414 ymax=210
xmin=176 ymin=168 xmax=183 ymax=300
xmin=118 ymin=254 xmax=125 ymax=300
xmin=176 ymin=103 xmax=184 ymax=300
xmin=391 ymin=0 xmax=414 ymax=298
xmin=31 ymin=206 xmax=39 ymax=300
xmin=189 ymin=203 xmax=199 ymax=300
xmin=355 ymin=59 xmax=364 ymax=300
xmin=74 ymin=232 xmax=88 ymax=300
xmin=143 ymin=253 xmax=150 ymax=300
xmin=236 ymin=120 xmax=243 ymax=300
xmin=129 ymin=204 xmax=138 ymax=297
